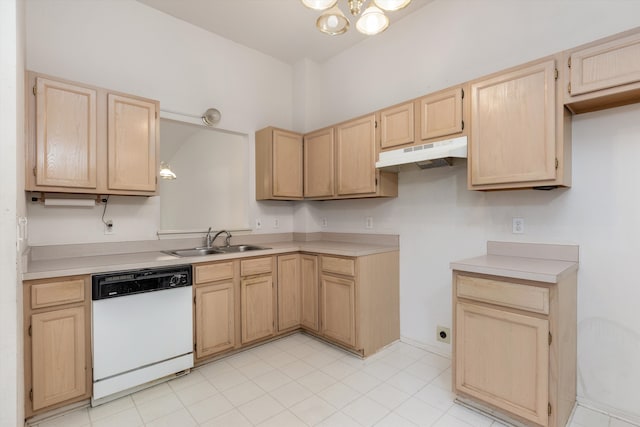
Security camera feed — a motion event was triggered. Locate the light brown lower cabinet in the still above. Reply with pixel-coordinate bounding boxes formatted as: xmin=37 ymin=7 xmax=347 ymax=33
xmin=241 ymin=257 xmax=276 ymax=344
xmin=277 ymin=254 xmax=301 ymax=331
xmin=193 ymin=260 xmax=240 ymax=362
xmin=23 ymin=276 xmax=92 ymax=418
xmin=300 ymin=254 xmax=319 ymax=332
xmin=320 ymin=274 xmax=356 ymax=347
xmin=452 ymin=272 xmax=576 ymax=427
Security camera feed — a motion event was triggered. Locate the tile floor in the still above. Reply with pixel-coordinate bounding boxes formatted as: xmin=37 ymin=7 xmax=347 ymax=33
xmin=30 ymin=333 xmax=639 ymax=427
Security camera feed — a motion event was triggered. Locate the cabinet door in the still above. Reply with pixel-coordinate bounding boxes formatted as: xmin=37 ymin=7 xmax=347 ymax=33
xmin=273 ymin=129 xmax=303 ymax=198
xmin=418 ymin=87 xmax=463 ymax=141
xmin=31 ymin=307 xmax=86 ymax=411
xmin=336 ymin=115 xmax=377 ymax=196
xmin=195 ymin=282 xmax=235 ymax=359
xmin=470 ymin=60 xmax=557 ymax=186
xmin=107 ymin=93 xmax=157 ymax=192
xmin=455 ymin=302 xmax=549 ymax=426
xmin=241 ymin=275 xmax=275 ymax=344
xmin=35 ymin=77 xmax=97 ymax=189
xmin=320 ymin=275 xmax=356 ymax=347
xmin=569 ymin=31 xmax=640 ymax=96
xmin=277 ymin=255 xmax=301 ymax=331
xmin=380 ymin=102 xmax=414 ymax=150
xmin=301 ymin=255 xmax=319 ymax=332
xmin=304 ymin=128 xmax=335 ymax=198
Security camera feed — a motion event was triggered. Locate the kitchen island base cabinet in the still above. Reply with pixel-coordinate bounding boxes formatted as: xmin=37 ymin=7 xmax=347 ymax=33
xmin=452 ymin=271 xmax=576 ymax=427
xmin=23 ymin=276 xmax=92 ymax=418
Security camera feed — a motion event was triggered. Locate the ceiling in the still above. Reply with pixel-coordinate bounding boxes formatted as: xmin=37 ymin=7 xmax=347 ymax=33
xmin=136 ymin=0 xmax=432 ymax=64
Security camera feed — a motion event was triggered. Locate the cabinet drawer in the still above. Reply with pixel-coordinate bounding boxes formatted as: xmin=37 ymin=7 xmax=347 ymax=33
xmin=321 ymin=256 xmax=355 ymax=276
xmin=241 ymin=257 xmax=273 ymax=276
xmin=31 ymin=278 xmax=85 ymax=309
xmin=456 ymin=275 xmax=549 ymax=315
xmin=195 ymin=262 xmax=234 ymax=284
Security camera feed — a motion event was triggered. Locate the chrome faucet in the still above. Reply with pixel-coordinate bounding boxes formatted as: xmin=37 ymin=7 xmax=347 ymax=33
xmin=204 ymin=228 xmax=232 ymax=248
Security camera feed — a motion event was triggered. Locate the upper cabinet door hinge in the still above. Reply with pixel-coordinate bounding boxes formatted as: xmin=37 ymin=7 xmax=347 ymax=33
xmin=32 ymin=85 xmax=37 ymax=96
xmin=461 ymin=88 xmax=465 ymax=99
xmin=555 ymin=158 xmax=559 ymax=170
xmin=548 ymin=331 xmax=553 ymax=345
xmin=554 ymin=68 xmax=559 ymax=80
xmin=548 ymin=402 xmax=552 ymax=416
xmin=374 ymin=120 xmax=378 ymax=129
xmin=375 ymin=177 xmax=378 ymax=187
xmin=568 ymin=82 xmax=572 ymax=94
xmin=193 ymin=295 xmax=196 ymax=304
xmin=29 ymin=389 xmax=33 ymax=402
xmin=461 ymin=120 xmax=465 ymax=131
xmin=33 ymin=167 xmax=37 ymax=177
xmin=568 ymin=57 xmax=572 ymax=68
xmin=28 ymin=325 xmax=32 ymax=337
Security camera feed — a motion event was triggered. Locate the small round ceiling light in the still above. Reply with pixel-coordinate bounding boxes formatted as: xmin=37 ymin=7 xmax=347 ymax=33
xmin=201 ymin=108 xmax=221 ymax=126
xmin=317 ymin=6 xmax=349 ymax=35
xmin=373 ymin=0 xmax=412 ymax=12
xmin=301 ymin=0 xmax=338 ymax=11
xmin=356 ymin=5 xmax=389 ymax=35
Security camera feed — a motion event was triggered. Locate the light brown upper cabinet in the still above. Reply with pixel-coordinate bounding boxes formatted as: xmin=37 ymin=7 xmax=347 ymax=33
xmin=26 ymin=71 xmax=159 ymax=196
xmin=564 ymin=27 xmax=640 ymax=114
xmin=416 ymin=86 xmax=466 ymax=143
xmin=107 ymin=94 xmax=157 ymax=192
xmin=255 ymin=127 xmax=303 ymax=200
xmin=379 ymin=102 xmax=415 ymax=150
xmin=304 ymin=127 xmax=335 ymax=198
xmin=335 ymin=114 xmax=398 ymax=198
xmin=469 ymin=56 xmax=571 ymax=190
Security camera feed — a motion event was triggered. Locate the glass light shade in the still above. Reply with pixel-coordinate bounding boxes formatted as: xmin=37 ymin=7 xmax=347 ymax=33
xmin=356 ymin=5 xmax=389 ymax=35
xmin=373 ymin=0 xmax=412 ymax=11
xmin=317 ymin=6 xmax=349 ymax=35
xmin=159 ymin=161 xmax=176 ymax=180
xmin=301 ymin=0 xmax=338 ymax=11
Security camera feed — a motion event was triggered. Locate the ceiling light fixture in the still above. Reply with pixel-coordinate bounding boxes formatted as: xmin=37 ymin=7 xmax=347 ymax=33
xmin=302 ymin=0 xmax=411 ymax=36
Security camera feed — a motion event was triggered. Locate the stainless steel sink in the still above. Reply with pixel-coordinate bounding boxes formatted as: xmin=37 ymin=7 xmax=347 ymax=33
xmin=164 ymin=247 xmax=226 ymax=257
xmin=220 ymin=245 xmax=269 ymax=253
xmin=164 ymin=245 xmax=269 ymax=257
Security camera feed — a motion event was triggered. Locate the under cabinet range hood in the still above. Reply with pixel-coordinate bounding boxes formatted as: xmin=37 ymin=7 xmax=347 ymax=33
xmin=376 ymin=136 xmax=467 ymax=170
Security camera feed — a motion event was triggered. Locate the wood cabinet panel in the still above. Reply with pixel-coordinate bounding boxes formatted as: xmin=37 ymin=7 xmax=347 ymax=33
xmin=34 ymin=77 xmax=97 ymax=189
xmin=195 ymin=262 xmax=234 ymax=284
xmin=418 ymin=87 xmax=463 ymax=141
xmin=321 ymin=256 xmax=355 ymax=276
xmin=336 ymin=115 xmax=377 ymax=196
xmin=241 ymin=275 xmax=275 ymax=344
xmin=457 ymin=275 xmax=549 ymax=315
xmin=320 ymin=275 xmax=356 ymax=347
xmin=455 ymin=301 xmax=549 ymax=426
xmin=277 ymin=254 xmax=301 ymax=331
xmin=31 ymin=307 xmax=87 ymax=411
xmin=304 ymin=127 xmax=335 ymax=198
xmin=195 ymin=282 xmax=235 ymax=358
xmin=107 ymin=94 xmax=157 ymax=192
xmin=241 ymin=257 xmax=273 ymax=276
xmin=300 ymin=254 xmax=319 ymax=332
xmin=380 ymin=102 xmax=414 ymax=149
xmin=31 ymin=278 xmax=85 ymax=309
xmin=255 ymin=127 xmax=303 ymax=200
xmin=470 ymin=59 xmax=558 ymax=187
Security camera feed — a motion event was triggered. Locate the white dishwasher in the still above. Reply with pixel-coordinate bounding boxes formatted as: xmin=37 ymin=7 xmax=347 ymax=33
xmin=91 ymin=265 xmax=193 ymax=405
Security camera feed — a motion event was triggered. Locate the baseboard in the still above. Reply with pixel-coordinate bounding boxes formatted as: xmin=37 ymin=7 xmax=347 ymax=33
xmin=400 ymin=335 xmax=451 ymax=359
xmin=576 ymin=397 xmax=640 ymax=426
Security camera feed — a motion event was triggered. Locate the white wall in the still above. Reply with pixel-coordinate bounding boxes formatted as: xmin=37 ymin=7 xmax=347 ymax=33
xmin=299 ymin=0 xmax=640 ymax=421
xmin=25 ymin=0 xmax=296 ymax=245
xmin=1 ymin=0 xmax=25 ymax=425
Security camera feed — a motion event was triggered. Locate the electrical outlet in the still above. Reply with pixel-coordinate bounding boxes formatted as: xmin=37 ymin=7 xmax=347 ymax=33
xmin=512 ymin=217 xmax=525 ymax=234
xmin=255 ymin=218 xmax=262 ymax=230
xmin=273 ymin=218 xmax=280 ymax=229
xmin=436 ymin=326 xmax=451 ymax=344
xmin=321 ymin=217 xmax=328 ymax=228
xmin=104 ymin=220 xmax=114 ymax=235
xmin=365 ymin=217 xmax=374 ymax=229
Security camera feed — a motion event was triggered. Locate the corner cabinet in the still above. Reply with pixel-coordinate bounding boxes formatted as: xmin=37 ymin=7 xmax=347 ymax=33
xmin=26 ymin=71 xmax=159 ymax=196
xmin=468 ymin=56 xmax=571 ymax=190
xmin=452 ymin=272 xmax=576 ymax=427
xmin=193 ymin=260 xmax=240 ymax=361
xmin=255 ymin=127 xmax=303 ymax=200
xmin=304 ymin=127 xmax=335 ymax=199
xmin=23 ymin=276 xmax=92 ymax=418
xmin=277 ymin=254 xmax=302 ymax=331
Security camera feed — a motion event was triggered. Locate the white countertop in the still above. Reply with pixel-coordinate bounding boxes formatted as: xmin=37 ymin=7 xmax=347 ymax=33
xmin=450 ymin=241 xmax=579 ymax=283
xmin=23 ymin=239 xmax=398 ymax=280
